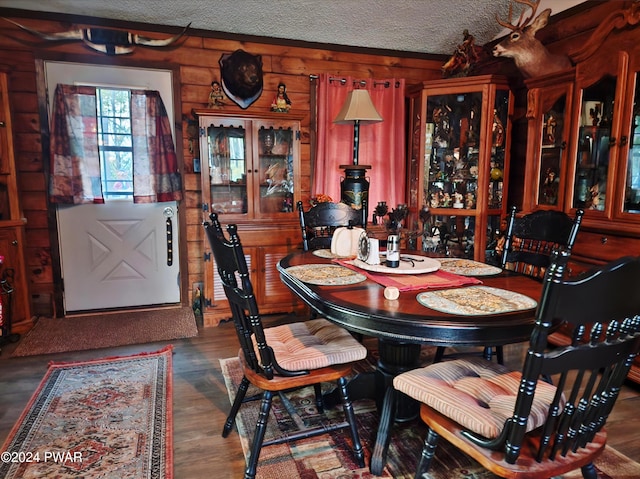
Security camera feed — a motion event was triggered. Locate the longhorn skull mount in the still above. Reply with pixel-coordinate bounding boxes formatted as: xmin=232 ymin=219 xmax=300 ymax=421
xmin=3 ymin=18 xmax=190 ymax=55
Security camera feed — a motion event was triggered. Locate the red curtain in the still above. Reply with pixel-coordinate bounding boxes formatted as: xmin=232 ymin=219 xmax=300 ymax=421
xmin=313 ymin=73 xmax=406 ymax=211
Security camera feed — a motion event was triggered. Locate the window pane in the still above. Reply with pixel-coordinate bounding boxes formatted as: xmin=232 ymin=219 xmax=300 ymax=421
xmin=97 ymin=88 xmax=134 ymax=198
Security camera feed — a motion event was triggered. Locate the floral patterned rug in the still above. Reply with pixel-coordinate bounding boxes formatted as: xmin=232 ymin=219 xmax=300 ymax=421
xmin=221 ymin=356 xmax=640 ymax=479
xmin=0 ymin=346 xmax=173 ymax=479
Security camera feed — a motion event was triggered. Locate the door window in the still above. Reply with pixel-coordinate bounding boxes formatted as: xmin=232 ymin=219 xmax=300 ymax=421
xmin=97 ymin=88 xmax=134 ymax=199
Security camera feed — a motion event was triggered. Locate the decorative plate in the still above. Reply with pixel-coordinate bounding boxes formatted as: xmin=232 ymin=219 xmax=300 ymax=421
xmin=417 ymin=286 xmax=537 ymax=316
xmin=285 ymin=264 xmax=366 ymax=285
xmin=351 ymin=254 xmax=440 ymax=275
xmin=312 ymin=249 xmax=349 ymax=259
xmin=437 ymin=258 xmax=502 ymax=276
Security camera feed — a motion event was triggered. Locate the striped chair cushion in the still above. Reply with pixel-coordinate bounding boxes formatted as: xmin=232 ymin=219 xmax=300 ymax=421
xmin=393 ymin=357 xmax=559 ymax=439
xmin=260 ymin=318 xmax=368 ymax=371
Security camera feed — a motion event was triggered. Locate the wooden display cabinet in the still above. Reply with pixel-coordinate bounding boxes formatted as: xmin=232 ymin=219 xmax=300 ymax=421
xmin=406 ymin=75 xmax=513 ymax=261
xmin=0 ymin=70 xmax=30 ymax=333
xmin=520 ymin=4 xmax=640 ymax=383
xmin=193 ymin=109 xmax=304 ymax=326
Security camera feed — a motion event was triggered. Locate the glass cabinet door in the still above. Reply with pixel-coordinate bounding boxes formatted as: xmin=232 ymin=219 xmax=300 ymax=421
xmin=537 ymin=94 xmax=567 ymax=207
xmin=205 ymin=121 xmax=248 ymax=215
xmin=426 ymin=92 xmax=482 ymax=211
xmin=256 ymin=124 xmax=295 ymax=215
xmin=622 ymin=73 xmax=640 ymax=215
xmin=488 ymin=89 xmax=509 ymax=211
xmin=572 ymin=75 xmax=617 ymax=211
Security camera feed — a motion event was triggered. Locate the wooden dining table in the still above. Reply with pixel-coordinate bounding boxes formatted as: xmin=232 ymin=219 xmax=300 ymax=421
xmin=277 ymin=250 xmax=543 ymax=475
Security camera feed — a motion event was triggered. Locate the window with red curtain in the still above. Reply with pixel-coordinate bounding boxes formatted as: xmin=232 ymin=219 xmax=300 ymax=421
xmin=312 ymin=74 xmax=406 ymax=214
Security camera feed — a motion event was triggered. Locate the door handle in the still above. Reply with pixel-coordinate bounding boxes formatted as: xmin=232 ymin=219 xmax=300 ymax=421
xmin=163 ymin=207 xmax=174 ymax=266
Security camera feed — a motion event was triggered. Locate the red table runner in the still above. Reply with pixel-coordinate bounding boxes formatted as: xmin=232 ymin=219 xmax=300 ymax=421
xmin=335 ymin=259 xmax=482 ymax=292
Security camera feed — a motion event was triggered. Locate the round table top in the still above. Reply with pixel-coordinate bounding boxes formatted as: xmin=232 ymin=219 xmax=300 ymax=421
xmin=278 ymin=251 xmax=543 ymax=347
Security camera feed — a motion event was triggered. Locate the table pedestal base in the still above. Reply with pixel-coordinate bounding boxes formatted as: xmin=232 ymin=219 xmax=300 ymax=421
xmin=323 ymin=338 xmax=423 ymax=475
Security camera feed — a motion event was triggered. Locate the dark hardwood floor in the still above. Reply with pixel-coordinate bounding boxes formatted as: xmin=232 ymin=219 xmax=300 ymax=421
xmin=1 ymin=313 xmax=639 ymax=478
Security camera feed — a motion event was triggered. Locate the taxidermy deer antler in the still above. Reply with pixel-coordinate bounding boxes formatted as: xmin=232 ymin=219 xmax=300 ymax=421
xmin=492 ymin=0 xmax=571 ymax=78
xmin=3 ymin=18 xmax=190 ymax=55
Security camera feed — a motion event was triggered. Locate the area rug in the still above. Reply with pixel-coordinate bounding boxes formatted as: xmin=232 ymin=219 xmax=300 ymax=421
xmin=221 ymin=356 xmax=640 ymax=479
xmin=0 ymin=346 xmax=173 ymax=479
xmin=12 ymin=306 xmax=198 ymax=357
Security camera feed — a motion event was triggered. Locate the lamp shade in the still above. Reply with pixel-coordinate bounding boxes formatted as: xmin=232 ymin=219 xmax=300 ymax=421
xmin=333 ymin=89 xmax=383 ymax=124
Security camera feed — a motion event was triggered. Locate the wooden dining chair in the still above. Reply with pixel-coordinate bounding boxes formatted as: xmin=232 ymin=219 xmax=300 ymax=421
xmin=297 ymin=200 xmax=367 ymax=251
xmin=394 ymin=249 xmax=640 ymax=479
xmin=434 ymin=206 xmax=584 ymax=365
xmin=203 ymin=213 xmax=368 ymax=479
xmin=500 ymin=205 xmax=584 ymax=277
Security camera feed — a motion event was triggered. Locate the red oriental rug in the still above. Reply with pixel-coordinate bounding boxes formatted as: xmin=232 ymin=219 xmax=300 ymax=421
xmin=221 ymin=356 xmax=640 ymax=479
xmin=0 ymin=346 xmax=173 ymax=479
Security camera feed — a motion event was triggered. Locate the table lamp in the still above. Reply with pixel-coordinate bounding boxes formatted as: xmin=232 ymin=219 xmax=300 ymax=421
xmin=333 ymin=89 xmax=383 ymax=211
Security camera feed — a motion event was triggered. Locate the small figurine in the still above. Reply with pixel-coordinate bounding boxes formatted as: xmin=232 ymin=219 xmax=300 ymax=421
xmin=465 ymin=192 xmax=476 ymax=209
xmin=208 ymin=80 xmax=225 ymax=108
xmin=453 ymin=191 xmax=464 ymax=208
xmin=492 ymin=109 xmax=505 ymax=147
xmin=271 ymin=83 xmax=292 ymax=112
xmin=542 ymin=167 xmax=559 ymax=204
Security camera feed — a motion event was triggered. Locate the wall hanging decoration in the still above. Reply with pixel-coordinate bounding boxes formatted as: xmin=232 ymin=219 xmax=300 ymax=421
xmin=219 ymin=49 xmax=264 ymax=109
xmin=2 ymin=18 xmax=190 ymax=55
xmin=491 ymin=0 xmax=571 ymax=78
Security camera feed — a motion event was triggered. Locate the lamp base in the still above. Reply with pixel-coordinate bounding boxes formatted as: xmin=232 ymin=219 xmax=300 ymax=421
xmin=340 ymin=164 xmax=371 ymax=211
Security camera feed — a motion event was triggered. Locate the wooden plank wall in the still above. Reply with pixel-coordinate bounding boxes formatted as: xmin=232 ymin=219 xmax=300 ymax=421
xmin=0 ymin=11 xmax=446 ymax=321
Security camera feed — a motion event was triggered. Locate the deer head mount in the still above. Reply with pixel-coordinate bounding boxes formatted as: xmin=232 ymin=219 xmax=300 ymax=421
xmin=492 ymin=0 xmax=571 ymax=78
xmin=3 ymin=18 xmax=190 ymax=55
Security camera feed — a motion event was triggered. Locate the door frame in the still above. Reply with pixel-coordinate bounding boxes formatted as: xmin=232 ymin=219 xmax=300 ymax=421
xmin=35 ymin=53 xmax=188 ymax=316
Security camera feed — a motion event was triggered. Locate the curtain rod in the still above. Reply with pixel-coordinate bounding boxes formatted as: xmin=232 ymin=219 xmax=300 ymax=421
xmin=309 ymin=74 xmax=400 ymax=88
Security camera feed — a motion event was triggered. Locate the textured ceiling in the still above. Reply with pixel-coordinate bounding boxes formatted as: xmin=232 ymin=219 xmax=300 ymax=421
xmin=0 ymin=0 xmax=585 ymax=55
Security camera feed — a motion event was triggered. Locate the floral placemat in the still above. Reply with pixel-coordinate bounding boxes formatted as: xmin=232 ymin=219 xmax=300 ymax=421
xmin=285 ymin=264 xmax=366 ymax=285
xmin=417 ymin=286 xmax=537 ymax=316
xmin=312 ymin=249 xmax=351 ymax=259
xmin=437 ymin=258 xmax=502 ymax=276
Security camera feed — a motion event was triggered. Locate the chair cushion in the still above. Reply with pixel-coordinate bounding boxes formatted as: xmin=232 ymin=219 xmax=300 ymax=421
xmin=263 ymin=318 xmax=368 ymax=371
xmin=393 ymin=357 xmax=559 ymax=439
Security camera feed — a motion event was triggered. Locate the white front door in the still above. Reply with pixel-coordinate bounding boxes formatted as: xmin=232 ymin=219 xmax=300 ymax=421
xmin=57 ymin=202 xmax=180 ymax=312
xmin=46 ymin=61 xmax=181 ymax=313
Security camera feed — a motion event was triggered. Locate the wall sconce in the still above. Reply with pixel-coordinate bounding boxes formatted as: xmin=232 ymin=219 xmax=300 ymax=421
xmin=333 ymin=89 xmax=383 ymax=211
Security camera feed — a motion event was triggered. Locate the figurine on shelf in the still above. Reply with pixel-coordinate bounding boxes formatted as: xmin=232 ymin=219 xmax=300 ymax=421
xmin=263 ymin=132 xmax=274 ymax=155
xmin=542 ymin=167 xmax=560 ymax=204
xmin=465 ymin=191 xmax=476 ymax=209
xmin=208 ymin=80 xmax=226 ymax=109
xmin=453 ymin=191 xmax=464 ymax=208
xmin=492 ymin=109 xmax=505 ymax=147
xmin=271 ymin=83 xmax=292 ymax=112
